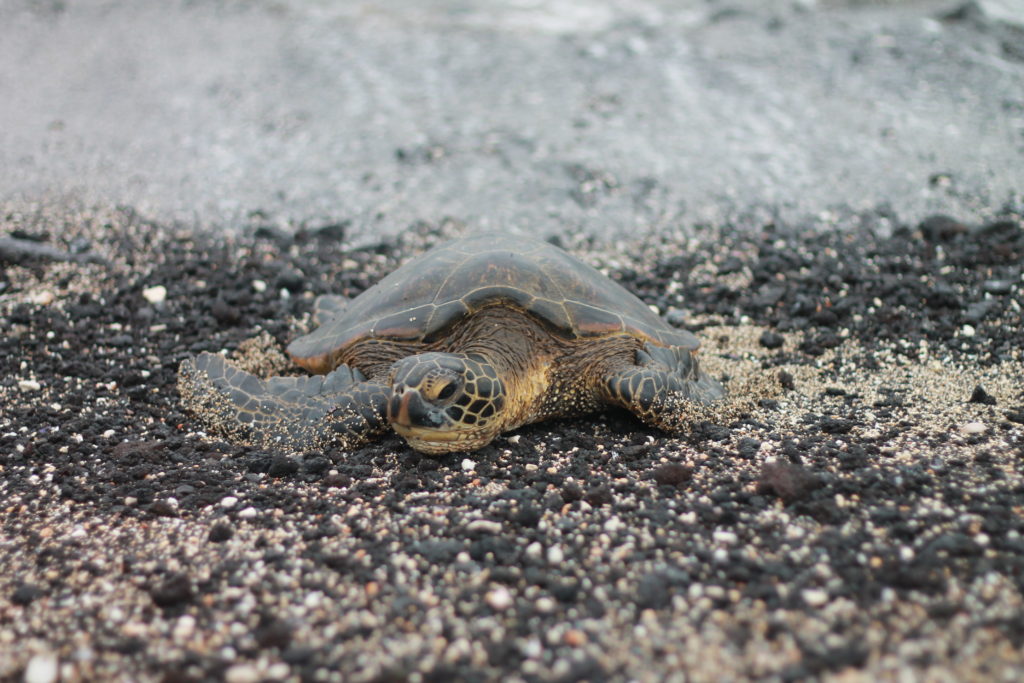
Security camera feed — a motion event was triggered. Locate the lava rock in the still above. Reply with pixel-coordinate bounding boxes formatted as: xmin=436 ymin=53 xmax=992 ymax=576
xmin=321 ymin=473 xmax=352 ymax=488
xmin=210 ymin=298 xmax=241 ymax=325
xmin=759 ymin=330 xmax=785 ymax=349
xmin=757 ymin=462 xmax=821 ymax=504
xmin=651 ymin=463 xmax=693 ymax=487
xmin=968 ymin=385 xmax=997 ymax=405
xmin=149 ymin=573 xmax=194 ymax=607
xmin=753 ymin=284 xmax=787 ymax=308
xmin=255 ymin=617 xmax=294 ymax=649
xmin=692 ymin=422 xmax=732 ymax=442
xmin=963 ymin=300 xmax=999 ymax=323
xmin=927 ymin=283 xmax=961 ymax=309
xmin=717 ymin=256 xmax=744 ymax=275
xmin=208 ymin=522 xmax=235 ymax=542
xmin=12 ymin=582 xmax=45 ymax=606
xmin=919 ymin=215 xmax=968 ymax=241
xmin=635 ymin=573 xmax=670 ymax=609
xmin=268 ymin=455 xmax=300 ymax=478
xmin=820 ymin=418 xmax=854 ymax=434
xmin=561 ymin=481 xmax=584 ymax=502
xmin=584 ymin=485 xmax=614 ymax=506
xmin=512 ymin=505 xmax=542 ymax=528
xmin=811 ymin=309 xmax=839 ymax=326
xmin=148 ymin=500 xmax=178 ymax=517
xmin=274 ymin=268 xmax=305 ymax=293
xmin=737 ymin=438 xmax=762 ymax=459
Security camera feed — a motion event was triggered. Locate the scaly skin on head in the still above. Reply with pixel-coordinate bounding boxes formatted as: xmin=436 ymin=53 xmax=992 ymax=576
xmin=386 ymin=352 xmax=508 ymax=454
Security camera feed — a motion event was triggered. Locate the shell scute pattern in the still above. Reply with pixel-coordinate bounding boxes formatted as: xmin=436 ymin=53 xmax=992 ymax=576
xmin=287 ymin=233 xmax=699 ymax=364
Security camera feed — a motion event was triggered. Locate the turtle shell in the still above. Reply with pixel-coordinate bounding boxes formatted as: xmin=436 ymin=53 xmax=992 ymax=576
xmin=287 ymin=234 xmax=700 ymax=372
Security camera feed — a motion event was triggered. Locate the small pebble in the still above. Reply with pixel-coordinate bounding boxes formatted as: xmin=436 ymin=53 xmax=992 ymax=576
xmin=252 ymin=279 xmax=267 ymax=293
xmin=220 ymin=496 xmax=238 ymax=509
xmin=238 ymin=507 xmax=258 ymax=519
xmin=520 ymin=637 xmax=542 ymax=659
xmin=225 ymin=664 xmax=262 ymax=683
xmin=24 ymin=652 xmax=59 ymax=683
xmin=713 ymin=530 xmax=738 ymax=545
xmin=563 ymin=629 xmax=587 ymax=647
xmin=961 ymin=324 xmax=976 ymax=337
xmin=487 ymin=587 xmax=513 ymax=610
xmin=461 ymin=458 xmax=476 ymax=472
xmin=28 ymin=290 xmax=56 ymax=306
xmin=172 ymin=615 xmax=197 ymax=641
xmin=802 ymin=588 xmax=829 ymax=607
xmin=141 ymin=285 xmax=167 ymax=304
xmin=267 ymin=664 xmax=291 ymax=679
xmin=603 ymin=516 xmax=624 ymax=532
xmin=962 ymin=422 xmax=986 ymax=435
xmin=18 ymin=379 xmax=41 ymax=392
xmin=466 ymin=519 xmax=502 ymax=534
xmin=535 ymin=597 xmax=555 ymax=613
xmin=982 ymin=279 xmax=1013 ymax=295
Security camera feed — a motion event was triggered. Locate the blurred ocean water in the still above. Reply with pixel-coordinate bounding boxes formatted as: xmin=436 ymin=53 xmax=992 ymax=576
xmin=1 ymin=0 xmax=1021 ymax=239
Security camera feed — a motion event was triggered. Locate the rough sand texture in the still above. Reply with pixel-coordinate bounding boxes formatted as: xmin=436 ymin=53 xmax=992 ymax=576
xmin=2 ymin=203 xmax=1023 ymax=681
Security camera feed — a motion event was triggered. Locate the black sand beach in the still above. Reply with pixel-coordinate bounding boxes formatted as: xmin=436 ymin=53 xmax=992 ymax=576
xmin=2 ymin=204 xmax=1022 ymax=680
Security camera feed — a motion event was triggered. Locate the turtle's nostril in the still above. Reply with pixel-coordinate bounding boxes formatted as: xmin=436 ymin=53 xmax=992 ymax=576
xmin=388 ymin=389 xmax=446 ymax=428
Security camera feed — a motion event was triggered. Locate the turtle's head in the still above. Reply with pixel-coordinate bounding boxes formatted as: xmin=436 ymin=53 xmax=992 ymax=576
xmin=387 ymin=353 xmax=506 ymax=454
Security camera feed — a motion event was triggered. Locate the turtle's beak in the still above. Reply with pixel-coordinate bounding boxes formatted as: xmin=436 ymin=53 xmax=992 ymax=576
xmin=388 ymin=387 xmax=445 ymax=429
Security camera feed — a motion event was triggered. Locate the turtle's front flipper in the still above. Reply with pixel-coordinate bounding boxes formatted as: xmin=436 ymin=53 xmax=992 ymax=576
xmin=178 ymin=352 xmax=390 ymax=452
xmin=600 ymin=343 xmax=725 ymax=432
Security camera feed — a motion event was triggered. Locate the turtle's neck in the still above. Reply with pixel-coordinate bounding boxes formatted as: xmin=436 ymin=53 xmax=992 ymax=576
xmin=434 ymin=305 xmax=568 ymax=377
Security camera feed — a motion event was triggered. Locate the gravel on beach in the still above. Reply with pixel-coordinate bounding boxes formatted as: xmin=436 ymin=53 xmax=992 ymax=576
xmin=2 ymin=202 xmax=1023 ymax=681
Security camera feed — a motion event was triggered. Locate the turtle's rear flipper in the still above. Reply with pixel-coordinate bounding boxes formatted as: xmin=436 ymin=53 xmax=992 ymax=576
xmin=600 ymin=343 xmax=725 ymax=432
xmin=178 ymin=352 xmax=389 ymax=452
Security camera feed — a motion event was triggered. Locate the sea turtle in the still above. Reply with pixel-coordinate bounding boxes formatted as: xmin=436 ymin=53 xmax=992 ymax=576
xmin=178 ymin=234 xmax=725 ymax=454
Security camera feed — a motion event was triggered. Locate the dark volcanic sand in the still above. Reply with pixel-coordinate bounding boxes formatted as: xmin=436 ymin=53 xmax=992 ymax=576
xmin=2 ymin=203 xmax=1024 ymax=681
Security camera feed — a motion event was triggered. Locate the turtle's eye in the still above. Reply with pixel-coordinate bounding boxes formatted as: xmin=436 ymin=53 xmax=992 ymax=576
xmin=437 ymin=382 xmax=457 ymax=401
